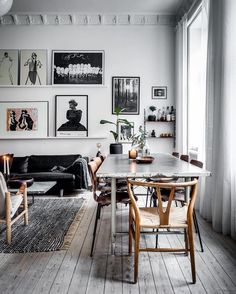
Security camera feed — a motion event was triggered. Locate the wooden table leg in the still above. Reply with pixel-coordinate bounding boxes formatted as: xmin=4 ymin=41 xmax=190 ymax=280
xmin=111 ymin=177 xmax=116 ymax=255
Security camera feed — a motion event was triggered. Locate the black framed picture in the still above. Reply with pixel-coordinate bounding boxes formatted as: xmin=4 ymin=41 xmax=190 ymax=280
xmin=152 ymin=86 xmax=167 ymax=99
xmin=112 ymin=76 xmax=140 ymax=115
xmin=118 ymin=122 xmax=134 ymax=143
xmin=55 ymin=95 xmax=88 ymax=137
xmin=52 ymin=50 xmax=104 ymax=85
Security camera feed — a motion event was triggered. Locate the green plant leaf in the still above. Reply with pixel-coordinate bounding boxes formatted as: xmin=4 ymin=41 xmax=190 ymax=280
xmin=117 ymin=119 xmax=133 ymax=126
xmin=114 ymin=106 xmax=126 ymax=115
xmin=100 ymin=120 xmax=116 ymax=125
xmin=110 ymin=130 xmax=118 ymax=141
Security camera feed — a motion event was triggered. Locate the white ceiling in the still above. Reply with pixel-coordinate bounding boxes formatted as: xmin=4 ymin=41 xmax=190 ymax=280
xmin=10 ymin=0 xmax=187 ymax=14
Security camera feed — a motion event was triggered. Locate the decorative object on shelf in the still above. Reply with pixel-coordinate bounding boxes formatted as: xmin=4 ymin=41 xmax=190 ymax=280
xmin=96 ymin=142 xmax=102 ymax=157
xmin=151 ymin=130 xmax=156 ymax=137
xmin=0 ymin=0 xmax=13 ymax=16
xmin=52 ymin=50 xmax=104 ymax=85
xmin=0 ymin=101 xmax=48 ymax=138
xmin=112 ymin=76 xmax=140 ymax=115
xmin=55 ymin=95 xmax=88 ymax=137
xmin=118 ymin=121 xmax=134 ymax=143
xmin=155 ymin=105 xmax=176 ymax=122
xmin=128 ymin=149 xmax=137 ymax=159
xmin=100 ymin=107 xmax=133 ymax=154
xmin=20 ymin=49 xmax=47 ymax=85
xmin=160 ymin=133 xmax=174 ymax=137
xmin=0 ymin=50 xmax=19 ymax=85
xmin=152 ymin=86 xmax=167 ymax=99
xmin=147 ymin=105 xmax=156 ymax=121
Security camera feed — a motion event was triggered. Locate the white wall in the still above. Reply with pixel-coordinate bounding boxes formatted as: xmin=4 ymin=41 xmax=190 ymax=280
xmin=0 ymin=24 xmax=175 ymax=157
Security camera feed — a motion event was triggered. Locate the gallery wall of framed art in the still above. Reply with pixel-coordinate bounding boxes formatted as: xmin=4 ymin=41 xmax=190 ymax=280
xmin=0 ymin=23 xmax=175 ymax=156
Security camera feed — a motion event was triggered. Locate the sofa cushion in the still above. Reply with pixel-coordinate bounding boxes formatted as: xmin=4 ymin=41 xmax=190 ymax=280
xmin=11 ymin=156 xmax=29 ymax=174
xmin=28 ymin=154 xmax=81 ymax=173
xmin=16 ymin=172 xmax=75 ymax=182
xmin=0 ymin=154 xmax=14 ymax=174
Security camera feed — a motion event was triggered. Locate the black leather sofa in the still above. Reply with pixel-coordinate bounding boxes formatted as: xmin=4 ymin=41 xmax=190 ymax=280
xmin=10 ymin=154 xmax=89 ymax=195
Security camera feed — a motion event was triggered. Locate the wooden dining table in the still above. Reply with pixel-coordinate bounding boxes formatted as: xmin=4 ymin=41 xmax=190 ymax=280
xmin=96 ymin=153 xmax=211 ymax=254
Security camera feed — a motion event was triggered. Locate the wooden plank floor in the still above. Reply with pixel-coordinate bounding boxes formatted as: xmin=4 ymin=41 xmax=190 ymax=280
xmin=0 ymin=191 xmax=235 ymax=294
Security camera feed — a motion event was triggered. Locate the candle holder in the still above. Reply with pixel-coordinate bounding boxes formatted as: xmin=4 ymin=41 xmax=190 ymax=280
xmin=128 ymin=149 xmax=138 ymax=159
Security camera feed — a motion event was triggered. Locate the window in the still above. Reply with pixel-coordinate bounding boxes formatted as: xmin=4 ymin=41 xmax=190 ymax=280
xmin=187 ymin=6 xmax=208 ymax=161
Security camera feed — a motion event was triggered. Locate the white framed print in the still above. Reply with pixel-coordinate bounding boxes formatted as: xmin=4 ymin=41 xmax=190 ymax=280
xmin=0 ymin=50 xmax=19 ymax=85
xmin=0 ymin=101 xmax=49 ymax=138
xmin=118 ymin=122 xmax=134 ymax=143
xmin=55 ymin=95 xmax=88 ymax=137
xmin=20 ymin=49 xmax=47 ymax=85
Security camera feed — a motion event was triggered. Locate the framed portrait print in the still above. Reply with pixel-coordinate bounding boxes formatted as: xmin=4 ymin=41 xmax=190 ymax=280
xmin=152 ymin=86 xmax=167 ymax=99
xmin=0 ymin=50 xmax=19 ymax=86
xmin=0 ymin=101 xmax=48 ymax=138
xmin=55 ymin=95 xmax=88 ymax=137
xmin=118 ymin=122 xmax=134 ymax=143
xmin=20 ymin=49 xmax=47 ymax=85
xmin=52 ymin=50 xmax=104 ymax=85
xmin=112 ymin=77 xmax=140 ymax=115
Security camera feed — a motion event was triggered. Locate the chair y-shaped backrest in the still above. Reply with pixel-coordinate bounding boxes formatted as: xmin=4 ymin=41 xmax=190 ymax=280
xmin=88 ymin=161 xmax=99 ymax=202
xmin=172 ymin=152 xmax=180 ymax=158
xmin=127 ymin=179 xmax=198 ymax=226
xmin=92 ymin=157 xmax=102 ymax=168
xmin=180 ymin=154 xmax=189 ymax=162
xmin=0 ymin=172 xmax=8 ymax=218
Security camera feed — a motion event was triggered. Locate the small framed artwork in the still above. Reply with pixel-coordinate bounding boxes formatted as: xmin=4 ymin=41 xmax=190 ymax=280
xmin=52 ymin=50 xmax=104 ymax=85
xmin=0 ymin=101 xmax=48 ymax=138
xmin=0 ymin=50 xmax=19 ymax=86
xmin=55 ymin=95 xmax=88 ymax=137
xmin=118 ymin=122 xmax=134 ymax=143
xmin=152 ymin=86 xmax=167 ymax=99
xmin=20 ymin=49 xmax=47 ymax=85
xmin=112 ymin=76 xmax=140 ymax=115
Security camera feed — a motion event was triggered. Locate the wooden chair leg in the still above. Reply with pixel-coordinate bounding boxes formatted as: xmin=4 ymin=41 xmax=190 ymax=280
xmin=134 ymin=229 xmax=140 ymax=284
xmin=188 ymin=225 xmax=196 ymax=284
xmin=184 ymin=228 xmax=189 ymax=256
xmin=129 ymin=210 xmax=132 ymax=256
xmin=193 ymin=209 xmax=204 ymax=252
xmin=90 ymin=204 xmax=101 ymax=257
xmin=6 ymin=222 xmax=11 ymax=245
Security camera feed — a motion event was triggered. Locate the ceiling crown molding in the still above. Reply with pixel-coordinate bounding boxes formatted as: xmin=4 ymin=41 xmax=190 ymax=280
xmin=0 ymin=13 xmax=176 ymax=26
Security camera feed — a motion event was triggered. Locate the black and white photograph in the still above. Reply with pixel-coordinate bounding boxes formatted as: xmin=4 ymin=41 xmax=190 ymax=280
xmin=0 ymin=50 xmax=19 ymax=86
xmin=0 ymin=101 xmax=48 ymax=138
xmin=118 ymin=122 xmax=134 ymax=143
xmin=112 ymin=77 xmax=140 ymax=115
xmin=20 ymin=49 xmax=47 ymax=85
xmin=152 ymin=86 xmax=167 ymax=99
xmin=56 ymin=95 xmax=88 ymax=137
xmin=52 ymin=51 xmax=104 ymax=85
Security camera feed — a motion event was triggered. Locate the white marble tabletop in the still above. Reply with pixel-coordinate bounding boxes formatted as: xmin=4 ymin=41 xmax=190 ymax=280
xmin=96 ymin=153 xmax=211 ymax=178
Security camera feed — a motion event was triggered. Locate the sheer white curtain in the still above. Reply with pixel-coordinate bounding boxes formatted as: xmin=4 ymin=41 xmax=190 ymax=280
xmin=200 ymin=0 xmax=236 ymax=239
xmin=175 ymin=15 xmax=188 ymax=154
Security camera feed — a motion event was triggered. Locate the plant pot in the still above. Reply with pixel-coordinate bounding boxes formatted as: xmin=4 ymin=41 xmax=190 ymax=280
xmin=110 ymin=143 xmax=123 ymax=154
xmin=147 ymin=115 xmax=156 ymax=121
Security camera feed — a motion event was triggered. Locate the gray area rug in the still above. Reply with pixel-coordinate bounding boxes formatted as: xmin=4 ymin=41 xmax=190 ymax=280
xmin=0 ymin=198 xmax=85 ymax=253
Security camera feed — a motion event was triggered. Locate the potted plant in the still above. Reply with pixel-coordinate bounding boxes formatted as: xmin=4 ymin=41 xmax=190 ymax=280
xmin=100 ymin=107 xmax=133 ymax=154
xmin=148 ymin=106 xmax=157 ymax=121
xmin=131 ymin=125 xmax=150 ymax=156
